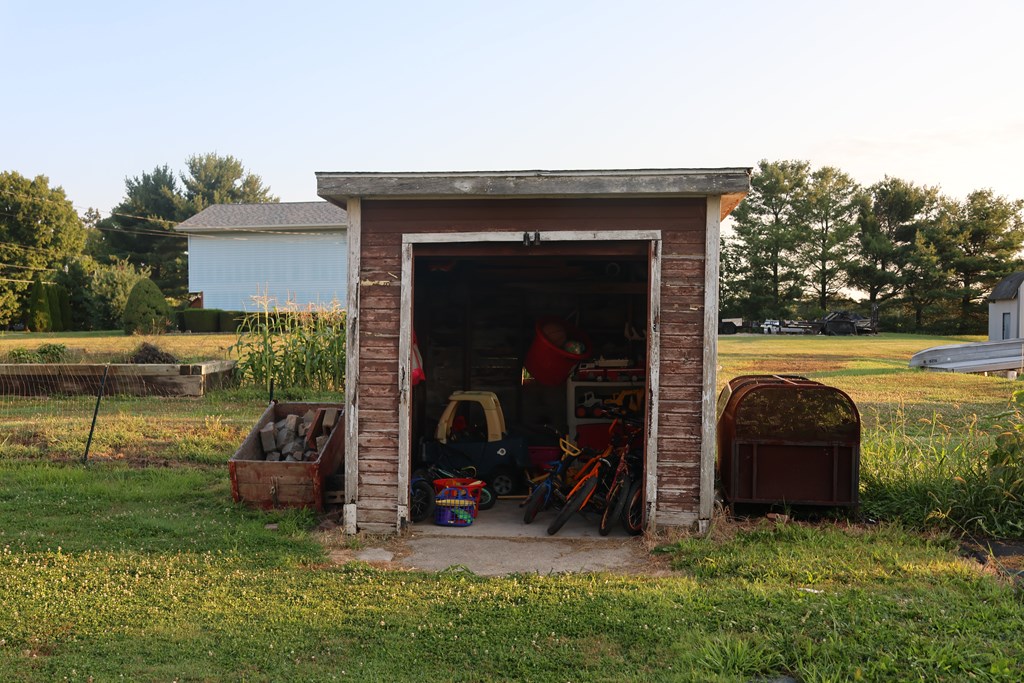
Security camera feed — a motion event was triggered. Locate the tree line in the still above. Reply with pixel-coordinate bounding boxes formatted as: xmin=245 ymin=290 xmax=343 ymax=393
xmin=721 ymin=160 xmax=1024 ymax=334
xmin=0 ymin=154 xmax=275 ymax=331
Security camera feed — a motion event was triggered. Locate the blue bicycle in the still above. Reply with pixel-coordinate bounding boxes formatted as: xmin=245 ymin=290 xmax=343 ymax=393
xmin=521 ymin=436 xmax=585 ymax=524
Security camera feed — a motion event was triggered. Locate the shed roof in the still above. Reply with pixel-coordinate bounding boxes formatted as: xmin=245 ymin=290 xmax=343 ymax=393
xmin=175 ymin=201 xmax=347 ymax=233
xmin=316 ymin=168 xmax=751 ymax=220
xmin=989 ymin=272 xmax=1024 ymax=301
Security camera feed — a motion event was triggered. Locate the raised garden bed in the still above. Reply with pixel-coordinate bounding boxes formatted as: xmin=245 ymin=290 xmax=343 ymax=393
xmin=0 ymin=360 xmax=236 ymax=397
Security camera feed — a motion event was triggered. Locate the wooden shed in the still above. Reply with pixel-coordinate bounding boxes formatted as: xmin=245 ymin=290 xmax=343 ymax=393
xmin=316 ymin=169 xmax=750 ymax=534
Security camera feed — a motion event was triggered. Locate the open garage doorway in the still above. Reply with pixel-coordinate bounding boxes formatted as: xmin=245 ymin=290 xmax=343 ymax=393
xmin=397 ymin=232 xmax=662 ymax=537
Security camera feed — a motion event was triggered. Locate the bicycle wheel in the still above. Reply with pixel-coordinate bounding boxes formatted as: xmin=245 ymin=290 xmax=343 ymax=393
xmin=599 ymin=474 xmax=631 ymax=536
xmin=409 ymin=480 xmax=436 ymax=523
xmin=477 ymin=483 xmax=497 ymax=511
xmin=522 ymin=484 xmax=546 ymax=524
xmin=622 ymin=480 xmax=644 ymax=535
xmin=547 ymin=476 xmax=597 ymax=536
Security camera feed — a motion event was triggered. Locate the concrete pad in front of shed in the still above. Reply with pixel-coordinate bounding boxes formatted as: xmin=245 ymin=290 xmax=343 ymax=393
xmin=400 ymin=536 xmax=650 ymax=576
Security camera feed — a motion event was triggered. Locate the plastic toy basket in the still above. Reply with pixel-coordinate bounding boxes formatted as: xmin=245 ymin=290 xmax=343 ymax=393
xmin=434 ymin=486 xmax=477 ymax=527
xmin=433 ymin=477 xmax=485 ymax=517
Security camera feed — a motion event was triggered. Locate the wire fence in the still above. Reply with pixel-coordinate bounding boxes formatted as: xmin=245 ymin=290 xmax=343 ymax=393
xmin=0 ymin=362 xmax=269 ymax=465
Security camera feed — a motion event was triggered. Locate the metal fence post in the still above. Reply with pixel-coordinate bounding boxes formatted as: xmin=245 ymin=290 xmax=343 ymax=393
xmin=83 ymin=364 xmax=109 ymax=463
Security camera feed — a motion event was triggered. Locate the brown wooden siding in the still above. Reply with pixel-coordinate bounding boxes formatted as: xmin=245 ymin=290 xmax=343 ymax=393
xmin=355 ymin=198 xmax=707 ymax=531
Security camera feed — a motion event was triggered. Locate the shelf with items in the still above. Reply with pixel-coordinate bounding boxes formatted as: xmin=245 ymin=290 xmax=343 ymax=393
xmin=566 ymin=380 xmax=645 ymax=451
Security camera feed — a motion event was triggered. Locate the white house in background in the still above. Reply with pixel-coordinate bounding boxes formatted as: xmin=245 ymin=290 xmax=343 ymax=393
xmin=175 ymin=202 xmax=348 ymax=311
xmin=987 ymin=272 xmax=1024 ymax=340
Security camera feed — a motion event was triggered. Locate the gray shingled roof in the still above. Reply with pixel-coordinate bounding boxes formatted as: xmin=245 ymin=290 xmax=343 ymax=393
xmin=989 ymin=272 xmax=1024 ymax=301
xmin=176 ymin=201 xmax=347 ymax=232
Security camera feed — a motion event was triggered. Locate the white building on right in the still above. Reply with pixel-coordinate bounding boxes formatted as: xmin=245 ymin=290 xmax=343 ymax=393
xmin=988 ymin=272 xmax=1024 ymax=341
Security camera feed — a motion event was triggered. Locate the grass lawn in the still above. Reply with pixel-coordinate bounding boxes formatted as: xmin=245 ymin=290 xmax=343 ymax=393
xmin=0 ymin=330 xmax=237 ymax=363
xmin=719 ymin=332 xmax=1009 ymax=428
xmin=1 ymin=461 xmax=1021 ymax=681
xmin=1 ymin=332 xmax=1022 ymax=680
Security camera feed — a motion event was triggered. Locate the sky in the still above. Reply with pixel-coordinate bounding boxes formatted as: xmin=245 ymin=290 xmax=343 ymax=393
xmin=2 ymin=0 xmax=1022 ymax=215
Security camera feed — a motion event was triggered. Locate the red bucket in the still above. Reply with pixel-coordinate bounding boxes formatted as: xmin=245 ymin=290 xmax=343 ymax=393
xmin=524 ymin=317 xmax=591 ymax=385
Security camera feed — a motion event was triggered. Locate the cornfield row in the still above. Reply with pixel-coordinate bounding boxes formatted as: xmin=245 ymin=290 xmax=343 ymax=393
xmin=230 ymin=301 xmax=346 ymax=394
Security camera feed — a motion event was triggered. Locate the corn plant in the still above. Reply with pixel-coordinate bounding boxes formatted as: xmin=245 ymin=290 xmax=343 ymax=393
xmin=230 ymin=297 xmax=346 ymax=394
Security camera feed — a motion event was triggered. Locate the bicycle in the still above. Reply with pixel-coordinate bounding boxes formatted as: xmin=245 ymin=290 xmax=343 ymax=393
xmin=546 ymin=445 xmax=613 ymax=536
xmin=597 ymin=411 xmax=644 ymax=536
xmin=521 ymin=436 xmax=584 ymax=524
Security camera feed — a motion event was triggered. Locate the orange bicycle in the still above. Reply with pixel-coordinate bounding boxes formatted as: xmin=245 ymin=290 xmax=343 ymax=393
xmin=546 ymin=444 xmax=613 ymax=536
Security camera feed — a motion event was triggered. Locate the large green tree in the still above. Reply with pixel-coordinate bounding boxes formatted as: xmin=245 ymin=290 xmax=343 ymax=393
xmin=929 ymin=190 xmax=1024 ymax=332
xmin=0 ymin=171 xmax=85 ymax=326
xmin=798 ymin=166 xmax=862 ymax=313
xmin=900 ymin=222 xmax=951 ymax=330
xmin=847 ymin=177 xmax=938 ymax=310
xmin=100 ymin=165 xmax=187 ymax=296
xmin=181 ymin=153 xmax=278 ymax=213
xmin=724 ymin=159 xmax=810 ymax=320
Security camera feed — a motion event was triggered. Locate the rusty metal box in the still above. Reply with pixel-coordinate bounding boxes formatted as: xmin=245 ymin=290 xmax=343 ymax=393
xmin=717 ymin=375 xmax=860 ymax=508
xmin=229 ymin=402 xmax=344 ymax=512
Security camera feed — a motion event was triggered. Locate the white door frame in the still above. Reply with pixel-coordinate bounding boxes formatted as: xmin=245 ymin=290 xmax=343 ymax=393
xmin=396 ymin=230 xmax=663 ymax=530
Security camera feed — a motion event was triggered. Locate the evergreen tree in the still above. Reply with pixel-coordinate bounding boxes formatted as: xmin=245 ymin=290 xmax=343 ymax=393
xmin=847 ymin=177 xmax=938 ymax=310
xmin=725 ymin=160 xmax=810 ymax=320
xmin=929 ymin=191 xmax=1024 ymax=332
xmin=798 ymin=166 xmax=862 ymax=314
xmin=181 ymin=153 xmax=278 ymax=213
xmin=900 ymin=222 xmax=951 ymax=330
xmin=100 ymin=165 xmax=187 ymax=297
xmin=57 ymin=285 xmax=72 ymax=330
xmin=122 ymin=278 xmax=172 ymax=335
xmin=24 ymin=274 xmax=50 ymax=332
xmin=44 ymin=284 xmax=63 ymax=332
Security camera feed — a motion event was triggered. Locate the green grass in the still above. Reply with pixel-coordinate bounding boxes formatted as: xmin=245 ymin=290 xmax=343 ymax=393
xmin=0 ymin=477 xmax=1020 ymax=682
xmin=0 ymin=332 xmax=1022 ymax=680
xmin=719 ymin=332 xmax=1010 ymax=430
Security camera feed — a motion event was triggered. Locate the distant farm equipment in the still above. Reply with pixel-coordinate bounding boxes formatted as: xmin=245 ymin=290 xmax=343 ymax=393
xmin=759 ymin=311 xmax=878 ymax=336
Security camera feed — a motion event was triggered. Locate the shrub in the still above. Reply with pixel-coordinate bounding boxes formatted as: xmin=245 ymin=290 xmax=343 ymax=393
xmin=128 ymin=342 xmax=178 ymax=364
xmin=182 ymin=309 xmax=221 ymax=333
xmin=94 ymin=258 xmax=151 ymax=330
xmin=35 ymin=343 xmax=69 ymax=363
xmin=122 ymin=278 xmax=172 ymax=335
xmin=218 ymin=310 xmax=244 ymax=333
xmin=6 ymin=347 xmax=40 ymax=363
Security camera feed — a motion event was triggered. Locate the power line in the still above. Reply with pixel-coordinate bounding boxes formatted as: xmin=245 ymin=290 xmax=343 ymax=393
xmin=0 ymin=276 xmax=54 ymax=285
xmin=0 ymin=262 xmax=54 ymax=272
xmin=0 ymin=239 xmax=55 ymax=256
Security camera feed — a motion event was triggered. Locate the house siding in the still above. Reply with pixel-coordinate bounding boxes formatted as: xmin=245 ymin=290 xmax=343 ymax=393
xmin=353 ymin=198 xmax=708 ymax=532
xmin=188 ymin=230 xmax=347 ymax=310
